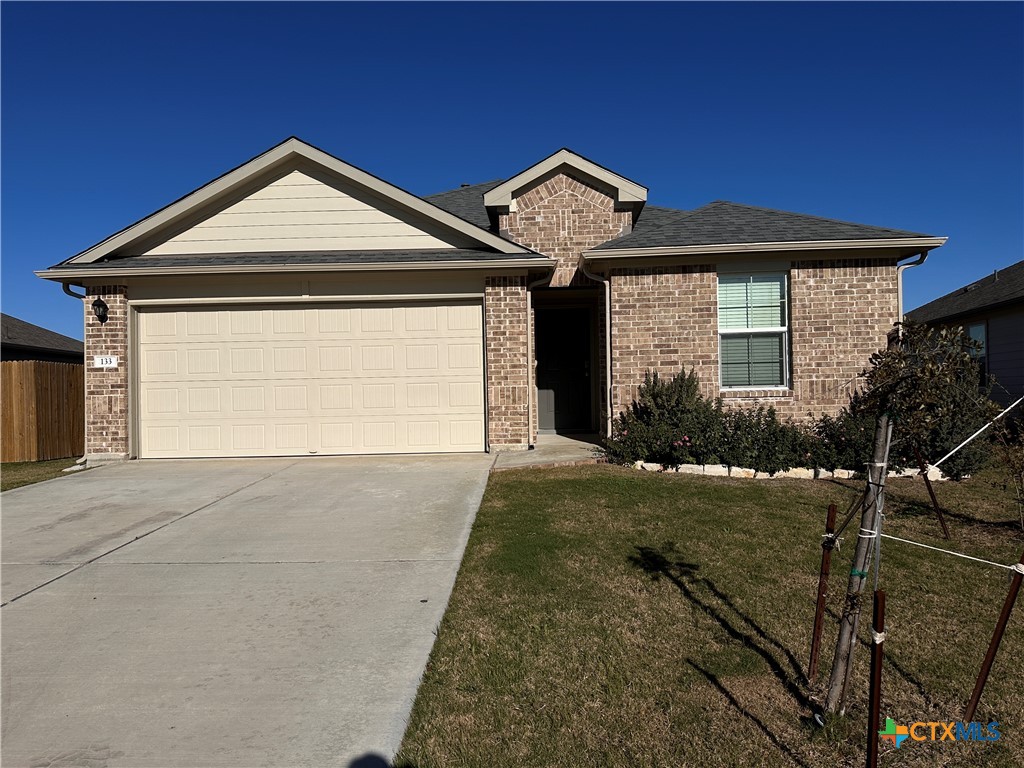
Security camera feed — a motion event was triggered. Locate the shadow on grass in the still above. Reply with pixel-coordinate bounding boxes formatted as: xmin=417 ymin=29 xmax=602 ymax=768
xmin=885 ymin=488 xmax=1023 ymax=534
xmin=628 ymin=544 xmax=811 ymax=709
xmin=686 ymin=660 xmax=814 ymax=768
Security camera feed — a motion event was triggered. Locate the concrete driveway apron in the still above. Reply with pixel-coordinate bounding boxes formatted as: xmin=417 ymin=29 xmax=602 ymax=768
xmin=1 ymin=454 xmax=492 ymax=767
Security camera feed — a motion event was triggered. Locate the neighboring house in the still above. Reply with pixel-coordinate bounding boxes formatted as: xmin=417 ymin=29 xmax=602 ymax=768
xmin=1 ymin=313 xmax=84 ymax=363
xmin=1 ymin=314 xmax=85 ymax=462
xmin=37 ymin=138 xmax=946 ymax=463
xmin=907 ymin=259 xmax=1024 ymax=407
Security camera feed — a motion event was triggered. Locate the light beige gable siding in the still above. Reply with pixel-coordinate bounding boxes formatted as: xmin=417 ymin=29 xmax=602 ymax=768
xmin=144 ymin=171 xmax=460 ymax=255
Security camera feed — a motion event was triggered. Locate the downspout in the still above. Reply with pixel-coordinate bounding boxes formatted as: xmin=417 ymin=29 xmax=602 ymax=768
xmin=62 ymin=283 xmax=86 ymax=300
xmin=526 ymin=272 xmax=553 ymax=448
xmin=61 ymin=282 xmax=88 ymax=464
xmin=579 ymin=260 xmax=613 ymax=438
xmin=896 ymin=251 xmax=929 ymax=325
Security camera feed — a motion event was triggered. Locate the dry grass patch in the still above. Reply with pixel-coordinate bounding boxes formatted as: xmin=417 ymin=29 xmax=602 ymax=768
xmin=396 ymin=465 xmax=1023 ymax=768
xmin=1 ymin=458 xmax=82 ymax=491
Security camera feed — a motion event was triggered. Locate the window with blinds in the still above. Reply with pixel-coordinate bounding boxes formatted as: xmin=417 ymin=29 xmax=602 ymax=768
xmin=718 ymin=273 xmax=789 ymax=388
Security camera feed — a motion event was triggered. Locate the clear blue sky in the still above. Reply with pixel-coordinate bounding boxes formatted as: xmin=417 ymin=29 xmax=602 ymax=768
xmin=2 ymin=2 xmax=1021 ymax=341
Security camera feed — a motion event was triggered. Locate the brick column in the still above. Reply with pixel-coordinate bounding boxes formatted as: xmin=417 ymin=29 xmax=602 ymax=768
xmin=84 ymin=285 xmax=129 ymax=461
xmin=485 ymin=275 xmax=530 ymax=450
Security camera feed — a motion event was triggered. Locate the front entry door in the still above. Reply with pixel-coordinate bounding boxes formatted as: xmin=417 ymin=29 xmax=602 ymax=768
xmin=535 ymin=307 xmax=592 ymax=432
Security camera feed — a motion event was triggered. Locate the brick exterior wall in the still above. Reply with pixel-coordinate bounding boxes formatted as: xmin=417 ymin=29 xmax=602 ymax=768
xmin=606 ymin=259 xmax=899 ymax=422
xmin=498 ymin=173 xmax=632 ymax=287
xmin=485 ymin=275 xmax=530 ymax=449
xmin=784 ymin=257 xmax=898 ymax=417
xmin=84 ymin=285 xmax=129 ymax=458
xmin=609 ymin=265 xmax=719 ymax=415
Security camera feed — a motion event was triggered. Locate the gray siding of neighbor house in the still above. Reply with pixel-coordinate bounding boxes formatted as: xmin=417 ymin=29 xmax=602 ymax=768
xmin=944 ymin=305 xmax=1024 ymax=408
xmin=985 ymin=306 xmax=1024 ymax=407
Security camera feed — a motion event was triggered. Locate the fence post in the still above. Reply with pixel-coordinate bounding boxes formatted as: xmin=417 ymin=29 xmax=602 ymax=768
xmin=809 ymin=503 xmax=838 ymax=683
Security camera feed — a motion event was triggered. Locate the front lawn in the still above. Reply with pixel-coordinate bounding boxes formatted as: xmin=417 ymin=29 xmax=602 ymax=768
xmin=396 ymin=465 xmax=1023 ymax=767
xmin=1 ymin=458 xmax=82 ymax=491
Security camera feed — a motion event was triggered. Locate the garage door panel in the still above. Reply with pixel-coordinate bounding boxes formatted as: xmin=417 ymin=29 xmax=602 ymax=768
xmin=141 ymin=376 xmax=484 ymax=421
xmin=138 ymin=303 xmax=484 ymax=457
xmin=141 ymin=413 xmax=483 ymax=458
xmin=139 ymin=339 xmax=482 ymax=381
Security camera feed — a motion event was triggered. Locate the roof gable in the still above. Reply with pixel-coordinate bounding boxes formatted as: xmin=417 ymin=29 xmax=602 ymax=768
xmin=142 ymin=169 xmax=471 ymax=256
xmin=62 ymin=138 xmax=529 ymax=265
xmin=482 ymin=149 xmax=647 ymax=210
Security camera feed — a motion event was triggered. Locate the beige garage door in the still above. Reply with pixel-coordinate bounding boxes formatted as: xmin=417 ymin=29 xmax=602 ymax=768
xmin=137 ymin=302 xmax=485 ymax=458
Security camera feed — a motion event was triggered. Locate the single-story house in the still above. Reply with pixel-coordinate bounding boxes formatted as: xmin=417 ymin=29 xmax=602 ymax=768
xmin=37 ymin=138 xmax=946 ymax=463
xmin=1 ymin=313 xmax=84 ymax=363
xmin=907 ymin=259 xmax=1024 ymax=407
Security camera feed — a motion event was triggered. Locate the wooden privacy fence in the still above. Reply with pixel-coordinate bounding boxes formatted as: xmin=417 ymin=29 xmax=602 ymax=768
xmin=1 ymin=361 xmax=84 ymax=462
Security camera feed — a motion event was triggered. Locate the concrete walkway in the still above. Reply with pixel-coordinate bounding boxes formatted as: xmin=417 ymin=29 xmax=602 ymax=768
xmin=491 ymin=433 xmax=604 ymax=472
xmin=1 ymin=454 xmax=492 ymax=767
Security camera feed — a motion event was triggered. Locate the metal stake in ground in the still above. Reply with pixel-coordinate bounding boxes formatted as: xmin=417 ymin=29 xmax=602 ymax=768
xmin=809 ymin=503 xmax=838 ymax=683
xmin=912 ymin=444 xmax=951 ymax=540
xmin=964 ymin=547 xmax=1024 ymax=722
xmin=866 ymin=590 xmax=886 ymax=768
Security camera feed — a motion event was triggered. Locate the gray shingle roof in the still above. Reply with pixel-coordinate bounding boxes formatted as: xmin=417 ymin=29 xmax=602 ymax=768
xmin=57 ymin=249 xmax=548 ymax=270
xmin=593 ymin=201 xmax=934 ymax=250
xmin=1 ymin=314 xmax=83 ymax=354
xmin=628 ymin=205 xmax=693 ymax=234
xmin=425 ymin=180 xmax=503 ymax=229
xmin=907 ymin=260 xmax=1024 ymax=324
xmin=425 ymin=180 xmax=932 ymax=251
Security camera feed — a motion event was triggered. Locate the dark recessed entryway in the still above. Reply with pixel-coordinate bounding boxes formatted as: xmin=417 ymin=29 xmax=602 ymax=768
xmin=535 ymin=304 xmax=595 ymax=433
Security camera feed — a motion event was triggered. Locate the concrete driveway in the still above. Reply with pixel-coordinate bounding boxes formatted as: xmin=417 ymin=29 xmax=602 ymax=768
xmin=1 ymin=454 xmax=492 ymax=767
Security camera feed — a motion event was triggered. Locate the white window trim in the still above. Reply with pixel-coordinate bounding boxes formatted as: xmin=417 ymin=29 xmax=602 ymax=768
xmin=718 ymin=272 xmax=791 ymax=391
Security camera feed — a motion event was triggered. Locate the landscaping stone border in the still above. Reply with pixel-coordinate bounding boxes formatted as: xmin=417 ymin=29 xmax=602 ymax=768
xmin=632 ymin=461 xmax=947 ymax=481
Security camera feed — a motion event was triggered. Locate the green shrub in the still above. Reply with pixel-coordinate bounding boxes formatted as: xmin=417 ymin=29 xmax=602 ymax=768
xmin=603 ymin=370 xmax=814 ymax=475
xmin=854 ymin=322 xmax=1000 ymax=481
xmin=604 ymin=370 xmax=723 ymax=468
xmin=720 ymin=405 xmax=816 ymax=475
xmin=604 ymin=344 xmax=999 ymax=480
xmin=812 ymin=398 xmax=877 ymax=473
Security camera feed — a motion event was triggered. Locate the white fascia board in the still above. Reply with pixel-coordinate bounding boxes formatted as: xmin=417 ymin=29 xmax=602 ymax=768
xmin=483 ymin=149 xmax=648 ymax=208
xmin=583 ymin=237 xmax=948 ymax=260
xmin=36 ymin=257 xmax=555 ymax=282
xmin=66 ymin=138 xmax=529 ymax=265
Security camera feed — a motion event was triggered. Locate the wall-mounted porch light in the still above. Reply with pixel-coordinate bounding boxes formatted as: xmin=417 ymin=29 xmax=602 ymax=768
xmin=92 ymin=298 xmax=109 ymax=324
